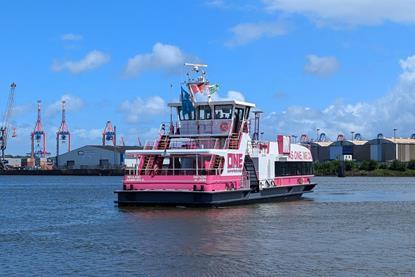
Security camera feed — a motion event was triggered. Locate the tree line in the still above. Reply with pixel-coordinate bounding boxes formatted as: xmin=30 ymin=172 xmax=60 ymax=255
xmin=314 ymin=160 xmax=415 ymax=176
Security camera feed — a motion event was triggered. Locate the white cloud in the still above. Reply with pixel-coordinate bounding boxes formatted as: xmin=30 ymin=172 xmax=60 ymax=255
xmin=125 ymin=127 xmax=161 ymax=146
xmin=263 ymin=0 xmax=415 ymax=27
xmin=52 ymin=50 xmax=110 ymax=74
xmin=223 ymin=90 xmax=246 ymax=101
xmin=206 ymin=0 xmax=226 ymax=8
xmin=304 ymin=55 xmax=339 ymax=77
xmin=72 ymin=128 xmax=102 ymax=140
xmin=262 ymin=54 xmax=415 ymax=139
xmin=226 ymin=21 xmax=287 ymax=46
xmin=195 ymin=90 xmax=246 ymax=102
xmin=61 ymin=33 xmax=82 ymax=41
xmin=119 ymin=96 xmax=166 ymax=123
xmin=12 ymin=104 xmax=33 ymax=117
xmin=124 ymin=43 xmax=196 ymax=77
xmin=46 ymin=95 xmax=85 ymax=116
xmin=205 ymin=0 xmax=257 ymax=11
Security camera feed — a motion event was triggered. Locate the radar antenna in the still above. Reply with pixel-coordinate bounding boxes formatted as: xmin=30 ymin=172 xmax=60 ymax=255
xmin=184 ymin=63 xmax=208 ymax=83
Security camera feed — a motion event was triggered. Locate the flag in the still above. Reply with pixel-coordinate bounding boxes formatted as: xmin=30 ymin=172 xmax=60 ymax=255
xmin=181 ymin=86 xmax=195 ymax=116
xmin=188 ymin=83 xmax=206 ymax=94
xmin=208 ymin=84 xmax=219 ymax=95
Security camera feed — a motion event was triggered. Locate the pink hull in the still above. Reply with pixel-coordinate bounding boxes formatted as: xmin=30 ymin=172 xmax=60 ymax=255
xmin=123 ymin=174 xmax=314 ymax=192
xmin=123 ymin=175 xmax=245 ymax=191
xmin=274 ymin=175 xmax=313 ymax=187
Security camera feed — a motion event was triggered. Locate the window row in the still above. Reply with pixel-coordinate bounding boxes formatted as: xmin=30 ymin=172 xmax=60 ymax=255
xmin=178 ymin=105 xmax=250 ymax=121
xmin=274 ymin=162 xmax=313 ymax=176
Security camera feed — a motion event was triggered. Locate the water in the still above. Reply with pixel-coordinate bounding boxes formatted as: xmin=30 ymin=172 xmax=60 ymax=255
xmin=1 ymin=176 xmax=415 ymax=276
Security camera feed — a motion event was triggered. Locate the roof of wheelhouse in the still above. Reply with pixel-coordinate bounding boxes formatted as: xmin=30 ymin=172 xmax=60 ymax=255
xmin=168 ymin=100 xmax=256 ymax=108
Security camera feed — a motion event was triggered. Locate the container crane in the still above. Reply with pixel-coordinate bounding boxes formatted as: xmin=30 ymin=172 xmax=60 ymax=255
xmin=102 ymin=121 xmax=116 ymax=146
xmin=56 ymin=100 xmax=71 ymax=167
xmin=0 ymin=83 xmax=16 ymax=169
xmin=31 ymin=100 xmax=48 ymax=158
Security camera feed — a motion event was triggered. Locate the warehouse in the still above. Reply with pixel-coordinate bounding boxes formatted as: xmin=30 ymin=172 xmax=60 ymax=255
xmin=329 ymin=140 xmax=370 ymax=161
xmin=56 ymin=145 xmax=142 ymax=169
xmin=310 ymin=141 xmax=332 ymax=162
xmin=368 ymin=138 xmax=415 ymax=162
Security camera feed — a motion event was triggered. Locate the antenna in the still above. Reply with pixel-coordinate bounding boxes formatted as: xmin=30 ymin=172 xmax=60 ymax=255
xmin=184 ymin=63 xmax=208 ymax=72
xmin=184 ymin=63 xmax=209 ymax=83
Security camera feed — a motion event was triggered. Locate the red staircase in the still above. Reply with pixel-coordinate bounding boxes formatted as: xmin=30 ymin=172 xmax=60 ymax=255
xmin=140 ymin=135 xmax=170 ymax=175
xmin=210 ymin=155 xmax=224 ymax=174
xmin=228 ymin=133 xmax=240 ymax=150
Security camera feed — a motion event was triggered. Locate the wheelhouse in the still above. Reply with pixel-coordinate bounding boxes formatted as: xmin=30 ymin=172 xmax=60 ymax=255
xmin=168 ymin=100 xmax=254 ymax=137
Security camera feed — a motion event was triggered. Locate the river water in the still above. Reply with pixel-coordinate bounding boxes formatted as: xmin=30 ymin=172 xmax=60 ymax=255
xmin=0 ymin=176 xmax=414 ymax=276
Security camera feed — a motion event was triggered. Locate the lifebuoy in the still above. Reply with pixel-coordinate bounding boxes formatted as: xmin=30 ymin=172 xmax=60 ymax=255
xmin=220 ymin=122 xmax=229 ymax=132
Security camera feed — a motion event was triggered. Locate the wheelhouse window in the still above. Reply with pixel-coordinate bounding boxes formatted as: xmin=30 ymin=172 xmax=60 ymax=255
xmin=178 ymin=106 xmax=195 ymax=120
xmin=235 ymin=107 xmax=244 ymax=121
xmin=214 ymin=105 xmax=233 ymax=119
xmin=198 ymin=105 xmax=212 ymax=120
xmin=245 ymin=107 xmax=251 ymax=119
xmin=275 ymin=162 xmax=313 ymax=176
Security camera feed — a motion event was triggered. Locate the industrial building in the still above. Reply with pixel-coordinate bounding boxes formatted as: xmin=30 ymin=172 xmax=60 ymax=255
xmin=3 ymin=157 xmax=22 ymax=168
xmin=368 ymin=138 xmax=415 ymax=162
xmin=56 ymin=145 xmax=142 ymax=169
xmin=309 ymin=133 xmax=371 ymax=162
xmin=310 ymin=141 xmax=332 ymax=162
xmin=328 ymin=140 xmax=370 ymax=161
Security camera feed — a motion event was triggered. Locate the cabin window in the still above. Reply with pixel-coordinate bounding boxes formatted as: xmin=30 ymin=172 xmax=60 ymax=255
xmin=275 ymin=162 xmax=313 ymax=176
xmin=214 ymin=105 xmax=233 ymax=119
xmin=245 ymin=107 xmax=251 ymax=119
xmin=198 ymin=105 xmax=212 ymax=120
xmin=235 ymin=107 xmax=244 ymax=121
xmin=178 ymin=106 xmax=195 ymax=120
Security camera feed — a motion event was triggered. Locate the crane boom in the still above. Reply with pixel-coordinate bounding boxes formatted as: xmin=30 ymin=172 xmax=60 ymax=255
xmin=0 ymin=83 xmax=16 ymax=167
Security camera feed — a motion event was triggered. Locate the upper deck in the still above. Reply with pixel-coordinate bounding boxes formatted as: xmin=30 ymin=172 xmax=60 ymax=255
xmin=167 ymin=100 xmax=256 ymax=137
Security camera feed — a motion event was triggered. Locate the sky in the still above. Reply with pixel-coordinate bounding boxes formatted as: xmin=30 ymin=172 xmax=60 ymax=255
xmin=1 ymin=0 xmax=415 ymax=155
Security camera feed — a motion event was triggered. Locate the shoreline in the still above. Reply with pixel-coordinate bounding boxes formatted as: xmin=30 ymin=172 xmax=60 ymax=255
xmin=0 ymin=169 xmax=124 ymax=176
xmin=315 ymin=169 xmax=415 ymax=177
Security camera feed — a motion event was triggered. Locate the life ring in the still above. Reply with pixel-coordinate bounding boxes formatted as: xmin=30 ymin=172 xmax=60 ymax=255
xmin=220 ymin=122 xmax=229 ymax=132
xmin=297 ymin=177 xmax=303 ymax=184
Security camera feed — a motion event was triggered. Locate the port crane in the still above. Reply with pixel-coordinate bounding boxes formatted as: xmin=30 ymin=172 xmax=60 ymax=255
xmin=0 ymin=83 xmax=16 ymax=170
xmin=56 ymin=100 xmax=71 ymax=167
xmin=102 ymin=121 xmax=116 ymax=146
xmin=31 ymin=100 xmax=48 ymax=158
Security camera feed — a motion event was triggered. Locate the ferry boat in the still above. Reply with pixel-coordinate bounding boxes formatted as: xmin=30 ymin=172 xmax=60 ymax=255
xmin=115 ymin=64 xmax=316 ymax=206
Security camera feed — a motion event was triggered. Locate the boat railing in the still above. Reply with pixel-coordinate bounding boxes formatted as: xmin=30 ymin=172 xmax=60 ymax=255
xmin=143 ymin=138 xmax=228 ymax=150
xmin=158 ymin=122 xmax=176 ymax=135
xmin=125 ymin=167 xmax=224 ymax=176
xmin=157 ymin=119 xmax=235 ymax=136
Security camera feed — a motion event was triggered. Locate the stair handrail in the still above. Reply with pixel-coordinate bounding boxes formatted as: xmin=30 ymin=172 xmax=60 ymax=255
xmin=213 ymin=138 xmax=220 ymax=149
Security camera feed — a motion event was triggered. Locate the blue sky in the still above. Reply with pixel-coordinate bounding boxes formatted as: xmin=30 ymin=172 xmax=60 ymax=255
xmin=2 ymin=0 xmax=415 ymax=155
